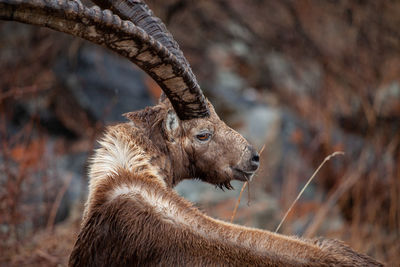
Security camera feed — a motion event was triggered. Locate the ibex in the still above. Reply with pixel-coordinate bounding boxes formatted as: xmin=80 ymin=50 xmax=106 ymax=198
xmin=0 ymin=0 xmax=383 ymax=265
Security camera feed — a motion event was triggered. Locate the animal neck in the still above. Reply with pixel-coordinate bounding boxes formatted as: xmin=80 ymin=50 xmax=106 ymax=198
xmin=84 ymin=122 xmax=172 ymax=217
xmin=123 ymin=104 xmax=192 ymax=187
xmin=92 ymin=123 xmax=166 ymax=181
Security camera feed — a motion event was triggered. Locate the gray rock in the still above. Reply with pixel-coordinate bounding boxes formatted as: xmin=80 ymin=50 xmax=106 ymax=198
xmin=175 ymin=179 xmax=243 ymax=204
xmin=236 ymin=105 xmax=281 ymax=148
xmin=374 ymin=81 xmax=400 ymax=117
xmin=55 ymin=44 xmax=154 ymax=123
xmin=264 ymin=52 xmax=322 ymax=96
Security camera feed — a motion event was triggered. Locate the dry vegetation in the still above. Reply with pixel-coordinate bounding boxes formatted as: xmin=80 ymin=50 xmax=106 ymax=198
xmin=0 ymin=0 xmax=399 ymax=265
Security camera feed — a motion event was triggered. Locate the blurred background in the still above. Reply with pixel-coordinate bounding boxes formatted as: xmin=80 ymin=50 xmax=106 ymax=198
xmin=0 ymin=0 xmax=399 ymax=265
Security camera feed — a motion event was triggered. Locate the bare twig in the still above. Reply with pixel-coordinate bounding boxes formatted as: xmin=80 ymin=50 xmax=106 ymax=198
xmin=0 ymin=85 xmax=49 ymax=101
xmin=230 ymin=144 xmax=266 ymax=223
xmin=230 ymin=181 xmax=248 ymax=223
xmin=36 ymin=249 xmax=58 ymax=264
xmin=303 ymin=150 xmax=369 ymax=237
xmin=46 ymin=174 xmax=73 ymax=232
xmin=259 ymin=144 xmax=266 ymax=156
xmin=275 ymin=151 xmax=345 ymax=233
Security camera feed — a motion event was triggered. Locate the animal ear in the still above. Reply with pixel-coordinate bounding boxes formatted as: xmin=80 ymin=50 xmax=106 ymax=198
xmin=123 ymin=111 xmax=136 ymax=121
xmin=164 ymin=110 xmax=180 ymax=141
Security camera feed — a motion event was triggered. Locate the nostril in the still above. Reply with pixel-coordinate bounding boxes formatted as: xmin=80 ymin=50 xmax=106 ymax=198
xmin=252 ymin=154 xmax=260 ymax=163
xmin=250 ymin=153 xmax=260 ymax=171
xmin=247 ymin=146 xmax=260 ymax=170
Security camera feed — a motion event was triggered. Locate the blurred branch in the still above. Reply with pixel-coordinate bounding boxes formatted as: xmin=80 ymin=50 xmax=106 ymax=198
xmin=303 ymin=150 xmax=368 ymax=238
xmin=47 ymin=174 xmax=73 ymax=232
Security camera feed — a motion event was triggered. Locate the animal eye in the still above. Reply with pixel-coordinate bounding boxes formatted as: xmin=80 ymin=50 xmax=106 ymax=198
xmin=196 ymin=133 xmax=211 ymax=142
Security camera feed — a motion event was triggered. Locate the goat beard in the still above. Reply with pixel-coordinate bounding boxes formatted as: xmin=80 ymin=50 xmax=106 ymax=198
xmin=191 ymin=168 xmax=234 ymax=190
xmin=216 ymin=181 xmax=234 ymax=191
xmin=193 ymin=176 xmax=234 ymax=190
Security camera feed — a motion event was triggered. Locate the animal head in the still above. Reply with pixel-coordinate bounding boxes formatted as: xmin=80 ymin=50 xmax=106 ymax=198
xmin=125 ymin=96 xmax=259 ymax=189
xmin=1 ymin=0 xmax=259 ymax=189
xmin=162 ymin=99 xmax=259 ymax=189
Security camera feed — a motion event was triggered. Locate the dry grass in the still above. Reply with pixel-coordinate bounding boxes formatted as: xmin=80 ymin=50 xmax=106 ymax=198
xmin=275 ymin=151 xmax=345 ymax=233
xmin=1 ymin=1 xmax=400 ymax=265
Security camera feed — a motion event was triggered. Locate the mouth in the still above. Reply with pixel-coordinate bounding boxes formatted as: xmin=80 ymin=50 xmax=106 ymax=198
xmin=232 ymin=167 xmax=255 ymax=182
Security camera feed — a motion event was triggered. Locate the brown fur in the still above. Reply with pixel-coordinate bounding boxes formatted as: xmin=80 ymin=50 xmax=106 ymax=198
xmin=69 ymin=99 xmax=383 ymax=266
xmin=71 ymin=170 xmax=298 ymax=266
xmin=0 ymin=0 xmax=383 ymax=265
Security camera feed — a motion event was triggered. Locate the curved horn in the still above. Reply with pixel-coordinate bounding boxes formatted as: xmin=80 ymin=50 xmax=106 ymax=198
xmin=0 ymin=0 xmax=210 ymax=120
xmin=91 ymin=0 xmax=188 ymax=70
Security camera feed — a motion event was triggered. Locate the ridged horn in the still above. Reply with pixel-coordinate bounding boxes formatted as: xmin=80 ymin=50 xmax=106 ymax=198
xmin=0 ymin=0 xmax=210 ymax=120
xmin=91 ymin=0 xmax=188 ymax=70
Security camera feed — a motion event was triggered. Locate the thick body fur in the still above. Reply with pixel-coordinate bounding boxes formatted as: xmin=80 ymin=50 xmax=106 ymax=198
xmin=0 ymin=0 xmax=382 ymax=265
xmin=69 ymin=101 xmax=383 ymax=266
